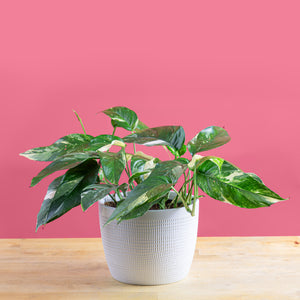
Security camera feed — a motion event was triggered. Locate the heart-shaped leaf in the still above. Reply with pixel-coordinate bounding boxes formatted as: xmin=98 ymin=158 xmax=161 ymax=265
xmin=36 ymin=159 xmax=99 ymax=230
xmin=187 ymin=126 xmax=230 ymax=155
xmin=98 ymin=149 xmax=126 ymax=184
xmin=123 ymin=126 xmax=185 ymax=151
xmin=105 ymin=160 xmax=186 ymax=224
xmin=102 ymin=106 xmax=139 ymax=131
xmin=196 ymin=157 xmax=286 ymax=208
xmin=31 ymin=152 xmax=99 ymax=187
xmin=20 ymin=134 xmax=94 ymax=161
xmin=81 ymin=183 xmax=117 ymax=211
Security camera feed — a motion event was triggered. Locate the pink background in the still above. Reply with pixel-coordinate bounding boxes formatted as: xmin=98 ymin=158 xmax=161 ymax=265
xmin=1 ymin=1 xmax=299 ymax=238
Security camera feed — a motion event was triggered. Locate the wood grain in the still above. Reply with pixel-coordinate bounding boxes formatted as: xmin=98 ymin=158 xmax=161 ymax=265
xmin=0 ymin=237 xmax=299 ymax=299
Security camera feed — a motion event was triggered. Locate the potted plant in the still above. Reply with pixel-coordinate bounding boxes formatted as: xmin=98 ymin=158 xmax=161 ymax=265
xmin=20 ymin=106 xmax=286 ymax=285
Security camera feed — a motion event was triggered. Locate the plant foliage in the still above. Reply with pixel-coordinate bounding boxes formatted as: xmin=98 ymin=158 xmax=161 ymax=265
xmin=20 ymin=106 xmax=286 ymax=231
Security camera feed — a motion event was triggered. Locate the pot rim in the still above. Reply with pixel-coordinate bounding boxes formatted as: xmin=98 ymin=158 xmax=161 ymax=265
xmin=98 ymin=194 xmax=199 ymax=214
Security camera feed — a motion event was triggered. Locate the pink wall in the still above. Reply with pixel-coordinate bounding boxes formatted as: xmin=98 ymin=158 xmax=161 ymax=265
xmin=1 ymin=1 xmax=299 ymax=238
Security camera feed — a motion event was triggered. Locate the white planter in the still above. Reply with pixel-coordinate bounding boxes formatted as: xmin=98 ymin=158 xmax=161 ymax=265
xmin=98 ymin=196 xmax=199 ymax=285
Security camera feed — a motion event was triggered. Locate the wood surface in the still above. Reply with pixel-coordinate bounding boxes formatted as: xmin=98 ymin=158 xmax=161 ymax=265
xmin=0 ymin=237 xmax=299 ymax=300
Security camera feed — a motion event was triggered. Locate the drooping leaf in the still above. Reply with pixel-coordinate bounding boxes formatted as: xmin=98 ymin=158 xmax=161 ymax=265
xmin=20 ymin=134 xmax=94 ymax=161
xmin=86 ymin=135 xmax=123 ymax=151
xmin=187 ymin=126 xmax=231 ymax=155
xmin=196 ymin=157 xmax=286 ymax=208
xmin=81 ymin=183 xmax=117 ymax=211
xmin=123 ymin=126 xmax=185 ymax=151
xmin=30 ymin=152 xmax=99 ymax=187
xmin=105 ymin=160 xmax=186 ymax=224
xmin=102 ymin=106 xmax=139 ymax=131
xmin=98 ymin=149 xmax=126 ymax=184
xmin=36 ymin=159 xmax=99 ymax=230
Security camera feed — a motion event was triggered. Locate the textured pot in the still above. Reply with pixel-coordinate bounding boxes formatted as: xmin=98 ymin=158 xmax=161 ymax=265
xmin=98 ymin=196 xmax=199 ymax=285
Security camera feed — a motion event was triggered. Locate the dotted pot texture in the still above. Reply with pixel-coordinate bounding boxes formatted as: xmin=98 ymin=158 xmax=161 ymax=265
xmin=99 ymin=196 xmax=199 ymax=285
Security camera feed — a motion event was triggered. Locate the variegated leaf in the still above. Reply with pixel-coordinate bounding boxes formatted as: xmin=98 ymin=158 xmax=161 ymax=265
xmin=196 ymin=157 xmax=286 ymax=208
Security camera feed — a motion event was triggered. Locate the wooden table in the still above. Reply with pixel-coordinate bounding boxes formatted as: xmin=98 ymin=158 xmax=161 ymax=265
xmin=1 ymin=237 xmax=299 ymax=299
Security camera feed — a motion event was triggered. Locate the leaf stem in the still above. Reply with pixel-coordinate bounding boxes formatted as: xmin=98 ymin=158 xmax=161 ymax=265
xmin=108 ymin=193 xmax=117 ymax=205
xmin=192 ymin=171 xmax=197 ymax=216
xmin=171 ymin=187 xmax=191 ymax=213
xmin=73 ymin=110 xmax=87 ymax=135
xmin=125 ymin=154 xmax=135 ymax=190
xmin=112 ymin=127 xmax=116 ymax=136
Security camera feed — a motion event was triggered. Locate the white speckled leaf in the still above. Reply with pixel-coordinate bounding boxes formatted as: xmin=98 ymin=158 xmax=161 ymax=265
xmin=123 ymin=126 xmax=185 ymax=151
xmin=20 ymin=134 xmax=94 ymax=161
xmin=102 ymin=106 xmax=139 ymax=131
xmin=187 ymin=126 xmax=230 ymax=155
xmin=196 ymin=157 xmax=286 ymax=208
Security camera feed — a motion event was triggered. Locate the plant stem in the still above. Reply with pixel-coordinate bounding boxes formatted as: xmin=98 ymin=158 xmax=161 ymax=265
xmin=162 ymin=146 xmax=172 ymax=159
xmin=73 ymin=110 xmax=87 ymax=135
xmin=133 ymin=143 xmax=136 ymax=154
xmin=108 ymin=193 xmax=117 ymax=205
xmin=186 ymin=180 xmax=194 ymax=205
xmin=171 ymin=187 xmax=191 ymax=213
xmin=192 ymin=171 xmax=197 ymax=216
xmin=112 ymin=127 xmax=116 ymax=136
xmin=125 ymin=155 xmax=135 ymax=190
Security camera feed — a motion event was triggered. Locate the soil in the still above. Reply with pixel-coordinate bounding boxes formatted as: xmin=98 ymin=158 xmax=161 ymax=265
xmin=104 ymin=199 xmax=185 ymax=210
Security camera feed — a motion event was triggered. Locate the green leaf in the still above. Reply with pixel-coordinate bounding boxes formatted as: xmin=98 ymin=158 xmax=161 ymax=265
xmin=247 ymin=172 xmax=264 ymax=184
xmin=86 ymin=135 xmax=123 ymax=151
xmin=131 ymin=151 xmax=157 ymax=179
xmin=20 ymin=134 xmax=94 ymax=161
xmin=136 ymin=120 xmax=148 ymax=130
xmin=128 ymin=171 xmax=151 ymax=185
xmin=167 ymin=144 xmax=187 ymax=157
xmin=81 ymin=183 xmax=117 ymax=211
xmin=107 ymin=181 xmax=173 ymax=224
xmin=36 ymin=159 xmax=99 ymax=230
xmin=196 ymin=157 xmax=286 ymax=208
xmin=102 ymin=106 xmax=139 ymax=131
xmin=175 ymin=157 xmax=190 ymax=165
xmin=31 ymin=152 xmax=99 ymax=187
xmin=98 ymin=149 xmax=126 ymax=184
xmin=146 ymin=160 xmax=187 ymax=184
xmin=117 ymin=183 xmax=129 ymax=195
xmin=123 ymin=126 xmax=185 ymax=151
xmin=117 ymin=194 xmax=166 ymax=221
xmin=187 ymin=126 xmax=231 ymax=155
xmin=105 ymin=160 xmax=186 ymax=224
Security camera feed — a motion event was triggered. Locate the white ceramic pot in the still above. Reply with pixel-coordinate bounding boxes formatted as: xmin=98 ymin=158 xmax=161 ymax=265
xmin=98 ymin=195 xmax=199 ymax=285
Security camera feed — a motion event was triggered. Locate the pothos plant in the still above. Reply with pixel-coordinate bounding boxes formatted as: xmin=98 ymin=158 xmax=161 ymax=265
xmin=20 ymin=106 xmax=286 ymax=231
